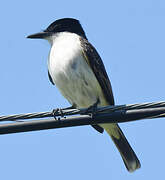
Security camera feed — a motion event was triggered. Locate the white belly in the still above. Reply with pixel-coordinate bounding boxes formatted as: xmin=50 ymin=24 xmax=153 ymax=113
xmin=48 ymin=32 xmax=108 ymax=108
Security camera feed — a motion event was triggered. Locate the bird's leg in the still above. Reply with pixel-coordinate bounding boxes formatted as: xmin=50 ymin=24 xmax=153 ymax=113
xmin=86 ymin=98 xmax=100 ymax=116
xmin=85 ymin=98 xmax=104 ymax=134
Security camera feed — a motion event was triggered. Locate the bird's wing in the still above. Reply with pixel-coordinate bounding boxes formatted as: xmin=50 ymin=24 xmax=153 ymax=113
xmin=48 ymin=70 xmax=55 ymax=85
xmin=80 ymin=37 xmax=114 ymax=105
xmin=80 ymin=37 xmax=141 ymax=172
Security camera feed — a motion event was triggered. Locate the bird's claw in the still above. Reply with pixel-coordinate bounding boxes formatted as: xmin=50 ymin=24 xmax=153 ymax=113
xmin=85 ymin=99 xmax=100 ymax=117
xmin=52 ymin=108 xmax=65 ymax=121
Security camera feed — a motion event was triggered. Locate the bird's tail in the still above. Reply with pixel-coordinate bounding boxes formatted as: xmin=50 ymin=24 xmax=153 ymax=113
xmin=100 ymin=123 xmax=141 ymax=172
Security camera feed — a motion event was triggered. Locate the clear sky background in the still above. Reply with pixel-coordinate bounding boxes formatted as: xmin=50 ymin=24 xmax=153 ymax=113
xmin=0 ymin=0 xmax=165 ymax=179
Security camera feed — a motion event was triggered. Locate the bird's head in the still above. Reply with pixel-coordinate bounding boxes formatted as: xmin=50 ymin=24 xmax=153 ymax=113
xmin=27 ymin=18 xmax=87 ymax=41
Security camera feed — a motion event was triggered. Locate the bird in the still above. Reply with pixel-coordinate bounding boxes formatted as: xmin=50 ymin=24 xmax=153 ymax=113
xmin=27 ymin=18 xmax=141 ymax=172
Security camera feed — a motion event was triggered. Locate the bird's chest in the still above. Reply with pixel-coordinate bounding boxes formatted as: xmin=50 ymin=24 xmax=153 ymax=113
xmin=48 ymin=36 xmax=106 ymax=108
xmin=48 ymin=40 xmax=86 ymax=88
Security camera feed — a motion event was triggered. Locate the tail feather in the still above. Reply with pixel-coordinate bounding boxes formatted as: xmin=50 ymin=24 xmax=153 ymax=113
xmin=100 ymin=123 xmax=141 ymax=172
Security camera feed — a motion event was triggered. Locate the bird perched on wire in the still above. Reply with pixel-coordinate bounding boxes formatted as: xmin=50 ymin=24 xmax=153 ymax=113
xmin=27 ymin=18 xmax=140 ymax=172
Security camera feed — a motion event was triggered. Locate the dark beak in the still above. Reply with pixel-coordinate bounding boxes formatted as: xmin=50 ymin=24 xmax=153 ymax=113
xmin=27 ymin=31 xmax=52 ymax=39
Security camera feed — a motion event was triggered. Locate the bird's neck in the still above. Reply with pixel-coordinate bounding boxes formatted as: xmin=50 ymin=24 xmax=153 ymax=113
xmin=47 ymin=32 xmax=80 ymax=46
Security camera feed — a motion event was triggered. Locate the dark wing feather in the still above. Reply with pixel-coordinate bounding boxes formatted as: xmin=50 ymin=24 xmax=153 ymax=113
xmin=48 ymin=71 xmax=55 ymax=85
xmin=80 ymin=37 xmax=114 ymax=105
xmin=80 ymin=38 xmax=141 ymax=171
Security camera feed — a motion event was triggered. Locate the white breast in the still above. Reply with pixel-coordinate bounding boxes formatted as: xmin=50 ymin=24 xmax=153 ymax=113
xmin=48 ymin=32 xmax=108 ymax=108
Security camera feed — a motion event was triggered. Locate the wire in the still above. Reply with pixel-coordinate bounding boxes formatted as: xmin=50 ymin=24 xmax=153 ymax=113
xmin=0 ymin=101 xmax=165 ymax=122
xmin=0 ymin=105 xmax=165 ymax=135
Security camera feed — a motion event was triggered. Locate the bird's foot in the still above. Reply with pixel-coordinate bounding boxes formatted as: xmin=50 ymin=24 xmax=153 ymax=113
xmin=85 ymin=98 xmax=100 ymax=117
xmin=86 ymin=99 xmax=104 ymax=134
xmin=52 ymin=105 xmax=75 ymax=120
xmin=52 ymin=108 xmax=59 ymax=120
xmin=52 ymin=108 xmax=65 ymax=120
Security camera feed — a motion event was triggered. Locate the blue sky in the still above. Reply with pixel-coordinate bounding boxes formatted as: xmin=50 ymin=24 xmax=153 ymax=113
xmin=0 ymin=0 xmax=165 ymax=179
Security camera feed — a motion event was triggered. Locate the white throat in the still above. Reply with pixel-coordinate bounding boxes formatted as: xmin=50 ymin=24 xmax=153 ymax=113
xmin=46 ymin=32 xmax=80 ymax=46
